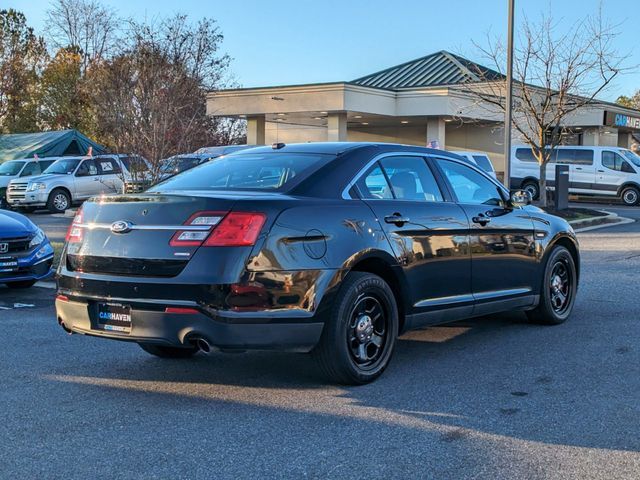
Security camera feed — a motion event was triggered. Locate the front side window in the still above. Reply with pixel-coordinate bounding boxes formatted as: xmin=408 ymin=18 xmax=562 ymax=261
xmin=438 ymin=159 xmax=503 ymax=206
xmin=20 ymin=162 xmax=40 ymax=177
xmin=602 ymin=151 xmax=636 ymax=173
xmin=151 ymin=153 xmax=332 ymax=192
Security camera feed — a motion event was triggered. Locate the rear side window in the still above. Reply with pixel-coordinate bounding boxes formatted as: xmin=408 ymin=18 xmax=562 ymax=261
xmin=515 ymin=148 xmax=536 ymax=162
xmin=381 ymin=156 xmax=443 ymax=202
xmin=360 ymin=165 xmax=394 ymax=199
xmin=151 ymin=153 xmax=333 ymax=192
xmin=97 ymin=159 xmax=122 ymax=175
xmin=471 ymin=155 xmax=494 ymax=173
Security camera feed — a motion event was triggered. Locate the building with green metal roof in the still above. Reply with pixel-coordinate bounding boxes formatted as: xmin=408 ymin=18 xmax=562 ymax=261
xmin=207 ymin=50 xmax=640 ymax=175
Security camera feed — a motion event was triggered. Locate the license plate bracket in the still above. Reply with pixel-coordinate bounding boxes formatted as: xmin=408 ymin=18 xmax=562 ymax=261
xmin=0 ymin=257 xmax=18 ymax=272
xmin=97 ymin=303 xmax=132 ymax=333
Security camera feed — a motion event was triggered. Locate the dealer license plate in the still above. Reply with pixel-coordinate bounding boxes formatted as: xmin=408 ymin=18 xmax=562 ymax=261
xmin=97 ymin=303 xmax=132 ymax=333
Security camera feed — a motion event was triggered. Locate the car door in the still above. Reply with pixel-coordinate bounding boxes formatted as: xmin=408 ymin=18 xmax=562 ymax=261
xmin=74 ymin=159 xmax=101 ymax=198
xmin=433 ymin=157 xmax=537 ymax=314
xmin=96 ymin=157 xmax=124 ymax=194
xmin=355 ymin=154 xmax=472 ymax=324
xmin=597 ymin=150 xmax=634 ymax=195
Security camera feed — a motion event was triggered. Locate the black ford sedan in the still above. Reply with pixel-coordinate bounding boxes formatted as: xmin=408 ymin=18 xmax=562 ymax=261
xmin=56 ymin=143 xmax=579 ymax=384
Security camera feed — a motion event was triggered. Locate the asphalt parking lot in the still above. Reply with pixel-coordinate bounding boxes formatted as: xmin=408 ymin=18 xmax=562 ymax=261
xmin=2 ymin=205 xmax=639 ymax=479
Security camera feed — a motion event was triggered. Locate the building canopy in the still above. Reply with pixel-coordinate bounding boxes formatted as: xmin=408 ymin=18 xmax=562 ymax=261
xmin=0 ymin=129 xmax=105 ymax=161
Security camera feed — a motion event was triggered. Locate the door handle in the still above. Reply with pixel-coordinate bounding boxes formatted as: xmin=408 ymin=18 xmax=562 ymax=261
xmin=472 ymin=213 xmax=491 ymax=226
xmin=597 ymin=169 xmax=605 ymax=173
xmin=575 ymin=167 xmax=583 ymax=170
xmin=384 ymin=213 xmax=410 ymax=226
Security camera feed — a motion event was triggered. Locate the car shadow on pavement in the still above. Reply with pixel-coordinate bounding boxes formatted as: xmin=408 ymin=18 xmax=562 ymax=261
xmin=42 ymin=307 xmax=640 ymax=453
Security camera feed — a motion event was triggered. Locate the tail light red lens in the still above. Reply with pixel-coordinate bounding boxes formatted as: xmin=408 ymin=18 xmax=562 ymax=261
xmin=204 ymin=212 xmax=266 ymax=247
xmin=65 ymin=209 xmax=84 ymax=243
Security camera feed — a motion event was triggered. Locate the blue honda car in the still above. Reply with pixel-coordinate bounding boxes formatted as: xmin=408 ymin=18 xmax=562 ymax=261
xmin=0 ymin=209 xmax=54 ymax=288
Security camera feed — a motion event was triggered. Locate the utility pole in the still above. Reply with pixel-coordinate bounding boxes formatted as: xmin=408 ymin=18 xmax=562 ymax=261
xmin=504 ymin=0 xmax=515 ymax=189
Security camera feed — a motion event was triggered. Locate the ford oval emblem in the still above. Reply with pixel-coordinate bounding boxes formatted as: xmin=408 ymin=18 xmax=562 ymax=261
xmin=111 ymin=220 xmax=133 ymax=234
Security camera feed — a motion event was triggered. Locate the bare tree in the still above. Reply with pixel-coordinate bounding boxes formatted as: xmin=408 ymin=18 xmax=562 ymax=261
xmin=457 ymin=9 xmax=630 ymax=206
xmin=46 ymin=0 xmax=119 ymax=72
xmin=86 ymin=14 xmax=239 ymax=182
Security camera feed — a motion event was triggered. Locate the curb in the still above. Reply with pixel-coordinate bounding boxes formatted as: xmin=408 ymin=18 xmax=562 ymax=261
xmin=571 ymin=210 xmax=635 ymax=233
xmin=35 ymin=281 xmax=57 ymax=290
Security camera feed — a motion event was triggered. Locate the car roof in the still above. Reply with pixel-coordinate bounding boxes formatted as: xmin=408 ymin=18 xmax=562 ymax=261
xmin=232 ymin=142 xmax=462 ymax=157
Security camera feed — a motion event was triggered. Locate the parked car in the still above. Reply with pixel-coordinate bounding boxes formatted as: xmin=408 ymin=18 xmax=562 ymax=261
xmin=157 ymin=145 xmax=254 ymax=181
xmin=0 ymin=208 xmax=54 ymax=288
xmin=453 ymin=151 xmax=498 ymax=179
xmin=510 ymin=145 xmax=640 ymax=205
xmin=0 ymin=157 xmax=58 ymax=208
xmin=55 ymin=142 xmax=579 ymax=384
xmin=6 ymin=154 xmax=148 ymax=213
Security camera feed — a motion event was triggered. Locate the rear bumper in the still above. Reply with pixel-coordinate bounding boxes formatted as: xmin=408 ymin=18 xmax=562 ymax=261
xmin=55 ymin=267 xmax=342 ymax=351
xmin=55 ymin=297 xmax=324 ymax=352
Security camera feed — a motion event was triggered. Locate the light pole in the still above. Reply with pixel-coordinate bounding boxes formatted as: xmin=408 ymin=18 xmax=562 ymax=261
xmin=504 ymin=0 xmax=515 ymax=189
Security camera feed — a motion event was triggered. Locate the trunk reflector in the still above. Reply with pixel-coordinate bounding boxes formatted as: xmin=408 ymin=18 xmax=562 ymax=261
xmin=164 ymin=307 xmax=199 ymax=314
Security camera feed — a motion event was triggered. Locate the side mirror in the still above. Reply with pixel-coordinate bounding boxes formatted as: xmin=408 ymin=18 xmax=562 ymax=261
xmin=510 ymin=190 xmax=532 ymax=207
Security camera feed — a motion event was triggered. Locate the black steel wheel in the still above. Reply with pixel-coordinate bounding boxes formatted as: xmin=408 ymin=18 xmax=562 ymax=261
xmin=527 ymin=246 xmax=577 ymax=325
xmin=522 ymin=180 xmax=540 ymax=200
xmin=313 ymin=271 xmax=398 ymax=385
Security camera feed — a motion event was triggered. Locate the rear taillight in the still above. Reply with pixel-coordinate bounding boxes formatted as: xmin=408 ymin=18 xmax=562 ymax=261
xmin=169 ymin=211 xmax=225 ymax=247
xmin=65 ymin=209 xmax=84 ymax=243
xmin=169 ymin=211 xmax=266 ymax=248
xmin=204 ymin=212 xmax=266 ymax=247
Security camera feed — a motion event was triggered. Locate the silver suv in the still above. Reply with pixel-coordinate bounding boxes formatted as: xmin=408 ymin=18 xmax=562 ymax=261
xmin=7 ymin=155 xmax=149 ymax=213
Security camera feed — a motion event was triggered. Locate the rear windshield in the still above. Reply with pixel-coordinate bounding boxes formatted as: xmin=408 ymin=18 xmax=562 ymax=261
xmin=160 ymin=157 xmax=201 ymax=174
xmin=150 ymin=153 xmax=333 ymax=192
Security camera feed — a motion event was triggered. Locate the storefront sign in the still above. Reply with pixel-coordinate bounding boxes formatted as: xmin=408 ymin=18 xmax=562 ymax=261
xmin=604 ymin=111 xmax=640 ymax=130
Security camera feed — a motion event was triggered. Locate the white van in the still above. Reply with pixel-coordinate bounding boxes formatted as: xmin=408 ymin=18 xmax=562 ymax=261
xmin=510 ymin=145 xmax=640 ymax=206
xmin=452 ymin=151 xmax=497 ymax=179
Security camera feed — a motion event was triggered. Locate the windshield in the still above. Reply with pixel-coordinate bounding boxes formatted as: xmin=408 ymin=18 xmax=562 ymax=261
xmin=160 ymin=157 xmax=201 ymax=174
xmin=43 ymin=158 xmax=80 ymax=175
xmin=620 ymin=150 xmax=640 ymax=167
xmin=0 ymin=161 xmax=25 ymax=176
xmin=150 ymin=153 xmax=333 ymax=192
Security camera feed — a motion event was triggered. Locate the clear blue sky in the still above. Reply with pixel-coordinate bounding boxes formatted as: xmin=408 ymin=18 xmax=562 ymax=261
xmin=8 ymin=0 xmax=640 ymax=101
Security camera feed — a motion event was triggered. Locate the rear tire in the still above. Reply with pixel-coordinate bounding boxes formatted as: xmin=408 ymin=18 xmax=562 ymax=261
xmin=138 ymin=343 xmax=199 ymax=358
xmin=312 ymin=272 xmax=399 ymax=385
xmin=522 ymin=180 xmax=540 ymax=200
xmin=5 ymin=280 xmax=37 ymax=289
xmin=620 ymin=186 xmax=640 ymax=206
xmin=47 ymin=189 xmax=70 ymax=214
xmin=526 ymin=246 xmax=577 ymax=325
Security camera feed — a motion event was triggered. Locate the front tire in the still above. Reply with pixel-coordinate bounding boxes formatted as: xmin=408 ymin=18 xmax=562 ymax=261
xmin=527 ymin=246 xmax=577 ymax=325
xmin=138 ymin=343 xmax=199 ymax=358
xmin=620 ymin=186 xmax=640 ymax=206
xmin=313 ymin=272 xmax=399 ymax=385
xmin=47 ymin=189 xmax=70 ymax=213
